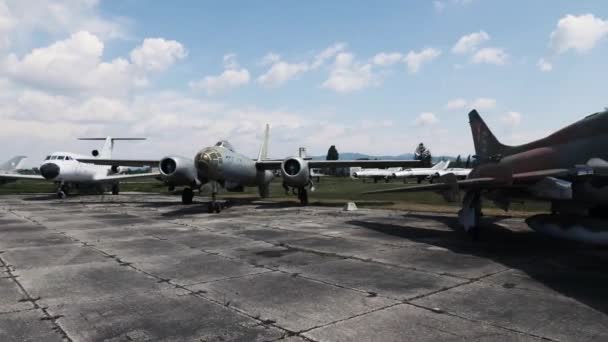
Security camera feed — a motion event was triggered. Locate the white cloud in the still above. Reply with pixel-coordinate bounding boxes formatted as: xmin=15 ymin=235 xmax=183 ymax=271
xmin=403 ymin=48 xmax=441 ymax=73
xmin=260 ymin=52 xmax=281 ymax=66
xmin=414 ymin=112 xmax=439 ymax=126
xmin=190 ymin=54 xmax=250 ymax=94
xmin=550 ymin=14 xmax=608 ymax=54
xmin=471 ymin=47 xmax=508 ymax=65
xmin=470 ymin=97 xmax=496 ymax=110
xmin=445 ymin=98 xmax=468 ymax=110
xmin=501 ymin=111 xmax=522 ymax=127
xmin=311 ymin=42 xmax=346 ymax=69
xmin=321 ymin=52 xmax=375 ymax=93
xmin=190 ymin=69 xmax=250 ymax=95
xmin=257 ymin=60 xmax=309 ymax=87
xmin=537 ymin=58 xmax=553 ymax=72
xmin=446 ymin=97 xmax=496 ymax=111
xmin=3 ymin=31 xmax=184 ymax=97
xmin=371 ymin=52 xmax=404 ymax=66
xmin=256 ymin=42 xmax=345 ymax=87
xmin=1 ymin=0 xmax=128 ymax=43
xmin=130 ymin=38 xmax=186 ymax=72
xmin=433 ymin=0 xmax=473 ymax=12
xmin=452 ymin=31 xmax=490 ymax=54
xmin=433 ymin=1 xmax=446 ymax=12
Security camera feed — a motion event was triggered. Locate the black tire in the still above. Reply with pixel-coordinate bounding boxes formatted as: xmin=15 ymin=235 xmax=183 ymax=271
xmin=208 ymin=202 xmax=214 ymax=213
xmin=111 ymin=184 xmax=119 ymax=195
xmin=299 ymin=188 xmax=309 ymax=206
xmin=214 ymin=202 xmax=222 ymax=213
xmin=56 ymin=191 xmax=66 ymax=199
xmin=181 ymin=188 xmax=194 ymax=204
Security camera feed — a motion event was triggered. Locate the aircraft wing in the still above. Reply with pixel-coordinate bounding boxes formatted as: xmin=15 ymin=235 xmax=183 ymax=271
xmin=94 ymin=172 xmax=161 ymax=182
xmin=363 ymin=167 xmax=574 ymax=194
xmin=256 ymin=159 xmax=419 ymax=170
xmin=0 ymin=173 xmax=46 ymax=181
xmin=77 ymin=159 xmax=159 ymax=167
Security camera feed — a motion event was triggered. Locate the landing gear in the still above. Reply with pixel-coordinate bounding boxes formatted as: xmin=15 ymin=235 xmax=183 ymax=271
xmin=111 ymin=184 xmax=120 ymax=195
xmin=417 ymin=176 xmax=424 ymax=184
xmin=181 ymin=187 xmax=194 ymax=204
xmin=258 ymin=184 xmax=270 ymax=198
xmin=56 ymin=183 xmax=68 ymax=199
xmin=297 ymin=187 xmax=309 ymax=205
xmin=208 ymin=201 xmax=222 ymax=213
xmin=207 ymin=181 xmax=222 ymax=213
xmin=459 ymin=191 xmax=482 ymax=241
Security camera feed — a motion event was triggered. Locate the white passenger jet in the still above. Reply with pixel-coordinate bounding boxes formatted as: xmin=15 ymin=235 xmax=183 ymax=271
xmin=0 ymin=137 xmax=159 ymax=198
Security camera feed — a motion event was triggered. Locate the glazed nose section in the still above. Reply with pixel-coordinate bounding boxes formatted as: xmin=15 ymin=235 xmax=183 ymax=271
xmin=195 ymin=152 xmax=212 ymax=178
xmin=40 ymin=163 xmax=60 ymax=180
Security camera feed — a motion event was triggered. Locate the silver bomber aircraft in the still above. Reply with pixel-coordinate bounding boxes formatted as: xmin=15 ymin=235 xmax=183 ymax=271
xmin=80 ymin=125 xmax=419 ymax=212
xmin=0 ymin=137 xmax=160 ymax=198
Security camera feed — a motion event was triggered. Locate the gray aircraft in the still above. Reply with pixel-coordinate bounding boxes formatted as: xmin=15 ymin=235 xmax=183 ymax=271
xmin=365 ymin=109 xmax=608 ymax=245
xmin=0 ymin=156 xmax=28 ymax=185
xmin=81 ymin=125 xmax=419 ymax=212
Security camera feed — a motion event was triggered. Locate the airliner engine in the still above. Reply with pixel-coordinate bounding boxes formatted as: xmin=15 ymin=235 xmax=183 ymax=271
xmin=281 ymin=157 xmax=310 ymax=188
xmin=159 ymin=156 xmax=199 ymax=186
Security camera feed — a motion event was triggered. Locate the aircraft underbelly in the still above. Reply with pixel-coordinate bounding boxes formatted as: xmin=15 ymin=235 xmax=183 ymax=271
xmin=222 ymin=162 xmax=257 ymax=186
xmin=526 ymin=214 xmax=608 ymax=245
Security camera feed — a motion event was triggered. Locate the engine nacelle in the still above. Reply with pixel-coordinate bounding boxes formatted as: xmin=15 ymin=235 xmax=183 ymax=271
xmin=281 ymin=157 xmax=310 ymax=188
xmin=159 ymin=155 xmax=199 ymax=186
xmin=91 ymin=150 xmax=99 ymax=157
xmin=111 ymin=165 xmax=120 ymax=174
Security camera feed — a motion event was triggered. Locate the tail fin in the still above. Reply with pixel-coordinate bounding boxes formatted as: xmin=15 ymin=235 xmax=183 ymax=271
xmin=431 ymin=161 xmax=445 ymax=170
xmin=1 ymin=156 xmax=27 ymax=171
xmin=78 ymin=137 xmax=146 ymax=159
xmin=469 ymin=110 xmax=508 ymax=163
xmin=257 ymin=124 xmax=270 ymax=161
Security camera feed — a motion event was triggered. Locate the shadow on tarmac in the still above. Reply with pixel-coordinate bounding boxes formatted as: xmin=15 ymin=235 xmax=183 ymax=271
xmin=347 ymin=213 xmax=608 ymax=315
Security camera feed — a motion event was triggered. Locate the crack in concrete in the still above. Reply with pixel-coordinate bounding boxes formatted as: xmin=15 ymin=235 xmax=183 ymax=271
xmin=0 ymin=254 xmax=72 ymax=342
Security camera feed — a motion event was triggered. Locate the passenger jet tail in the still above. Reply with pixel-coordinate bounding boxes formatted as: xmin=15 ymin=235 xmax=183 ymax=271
xmin=78 ymin=137 xmax=146 ymax=159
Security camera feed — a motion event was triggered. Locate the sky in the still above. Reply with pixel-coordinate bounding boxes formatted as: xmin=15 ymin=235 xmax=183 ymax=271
xmin=1 ymin=0 xmax=608 ymax=166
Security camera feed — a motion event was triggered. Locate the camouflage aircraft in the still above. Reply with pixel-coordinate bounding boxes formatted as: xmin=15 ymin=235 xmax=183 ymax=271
xmin=365 ymin=109 xmax=608 ymax=245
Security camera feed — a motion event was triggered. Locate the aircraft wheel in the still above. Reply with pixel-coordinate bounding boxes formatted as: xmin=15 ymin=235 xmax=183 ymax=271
xmin=298 ymin=188 xmax=309 ymax=206
xmin=181 ymin=188 xmax=194 ymax=204
xmin=56 ymin=191 xmax=67 ymax=199
xmin=111 ymin=184 xmax=120 ymax=195
xmin=214 ymin=202 xmax=222 ymax=213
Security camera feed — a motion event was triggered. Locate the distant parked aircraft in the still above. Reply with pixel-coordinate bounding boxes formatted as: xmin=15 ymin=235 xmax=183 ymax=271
xmin=392 ymin=160 xmax=450 ymax=183
xmin=0 ymin=138 xmax=159 ymax=198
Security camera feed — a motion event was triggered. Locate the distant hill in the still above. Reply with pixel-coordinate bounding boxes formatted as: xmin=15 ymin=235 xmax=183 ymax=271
xmin=310 ymin=152 xmax=457 ymax=162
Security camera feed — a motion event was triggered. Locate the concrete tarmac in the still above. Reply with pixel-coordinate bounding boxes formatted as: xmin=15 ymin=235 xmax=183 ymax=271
xmin=0 ymin=193 xmax=607 ymax=341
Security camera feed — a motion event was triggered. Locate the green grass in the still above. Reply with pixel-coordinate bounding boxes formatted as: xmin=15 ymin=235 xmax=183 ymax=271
xmin=0 ymin=177 xmax=550 ymax=214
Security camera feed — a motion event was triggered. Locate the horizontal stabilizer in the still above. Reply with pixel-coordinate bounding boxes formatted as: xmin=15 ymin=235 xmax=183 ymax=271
xmin=78 ymin=138 xmax=146 ymax=141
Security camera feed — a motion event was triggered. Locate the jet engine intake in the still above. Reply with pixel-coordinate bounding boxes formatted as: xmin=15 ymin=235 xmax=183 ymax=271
xmin=159 ymin=156 xmax=199 ymax=186
xmin=281 ymin=157 xmax=310 ymax=187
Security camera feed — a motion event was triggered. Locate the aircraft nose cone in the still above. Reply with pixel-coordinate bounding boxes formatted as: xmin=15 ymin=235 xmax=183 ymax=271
xmin=40 ymin=163 xmax=60 ymax=180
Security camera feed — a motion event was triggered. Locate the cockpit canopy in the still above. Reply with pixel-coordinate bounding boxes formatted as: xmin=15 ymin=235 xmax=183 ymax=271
xmin=44 ymin=154 xmax=73 ymax=161
xmin=214 ymin=140 xmax=235 ymax=152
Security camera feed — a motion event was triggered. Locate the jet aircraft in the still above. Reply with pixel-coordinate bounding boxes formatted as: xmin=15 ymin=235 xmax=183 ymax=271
xmin=0 ymin=156 xmax=28 ymax=185
xmin=352 ymin=167 xmax=402 ymax=183
xmin=392 ymin=160 xmax=450 ymax=183
xmin=431 ymin=166 xmax=472 ymax=181
xmin=365 ymin=109 xmax=608 ymax=245
xmin=0 ymin=137 xmax=159 ymax=198
xmin=81 ymin=125 xmax=419 ymax=212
